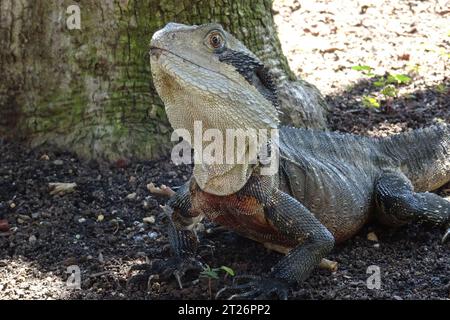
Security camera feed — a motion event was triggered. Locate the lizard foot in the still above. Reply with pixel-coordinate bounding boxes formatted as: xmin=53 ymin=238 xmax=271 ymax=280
xmin=127 ymin=256 xmax=204 ymax=291
xmin=215 ymin=275 xmax=289 ymax=300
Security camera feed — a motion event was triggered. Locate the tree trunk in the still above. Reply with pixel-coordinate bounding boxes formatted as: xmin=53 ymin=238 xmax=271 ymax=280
xmin=0 ymin=0 xmax=329 ymax=161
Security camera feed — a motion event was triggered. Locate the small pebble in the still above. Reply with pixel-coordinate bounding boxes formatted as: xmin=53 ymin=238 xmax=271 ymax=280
xmin=126 ymin=192 xmax=137 ymax=200
xmin=147 ymin=231 xmax=158 ymax=240
xmin=143 ymin=216 xmax=156 ymax=224
xmin=0 ymin=219 xmax=9 ymax=232
xmin=367 ymin=232 xmax=379 ymax=242
xmin=17 ymin=214 xmax=31 ymax=221
xmin=168 ymin=171 xmax=177 ymax=177
xmin=78 ymin=218 xmax=86 ymax=223
xmin=29 ymin=235 xmax=37 ymax=243
xmin=133 ymin=221 xmax=144 ymax=229
xmin=97 ymin=214 xmax=104 ymax=222
xmin=31 ymin=212 xmax=40 ymax=219
xmin=53 ymin=160 xmax=64 ymax=165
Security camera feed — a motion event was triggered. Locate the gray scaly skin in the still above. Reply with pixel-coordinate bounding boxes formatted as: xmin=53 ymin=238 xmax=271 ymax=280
xmin=129 ymin=22 xmax=450 ymax=299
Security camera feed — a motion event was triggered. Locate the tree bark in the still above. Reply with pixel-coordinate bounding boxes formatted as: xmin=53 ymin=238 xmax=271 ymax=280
xmin=0 ymin=0 xmax=329 ymax=161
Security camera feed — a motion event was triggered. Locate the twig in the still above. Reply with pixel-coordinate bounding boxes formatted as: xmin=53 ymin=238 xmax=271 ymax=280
xmin=147 ymin=182 xmax=176 ymax=197
xmin=319 ymin=258 xmax=338 ymax=272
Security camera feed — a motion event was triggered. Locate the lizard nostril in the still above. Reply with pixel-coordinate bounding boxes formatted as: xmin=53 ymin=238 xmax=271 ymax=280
xmin=171 ymin=33 xmax=176 ymax=40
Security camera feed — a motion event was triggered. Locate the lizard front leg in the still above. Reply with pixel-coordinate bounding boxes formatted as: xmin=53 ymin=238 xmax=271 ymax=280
xmin=128 ymin=182 xmax=204 ymax=290
xmin=218 ymin=188 xmax=335 ymax=300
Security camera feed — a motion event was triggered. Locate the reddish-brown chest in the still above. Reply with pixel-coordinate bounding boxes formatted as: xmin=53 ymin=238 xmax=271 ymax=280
xmin=189 ymin=183 xmax=296 ymax=249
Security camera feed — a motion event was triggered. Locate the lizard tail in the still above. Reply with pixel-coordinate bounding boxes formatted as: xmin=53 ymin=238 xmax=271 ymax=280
xmin=380 ymin=124 xmax=449 ymax=191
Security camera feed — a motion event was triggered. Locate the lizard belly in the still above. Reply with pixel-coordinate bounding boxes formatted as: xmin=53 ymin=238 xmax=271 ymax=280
xmin=190 ymin=187 xmax=297 ymax=251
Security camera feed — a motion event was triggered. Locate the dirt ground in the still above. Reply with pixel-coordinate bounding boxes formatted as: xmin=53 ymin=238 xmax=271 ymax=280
xmin=0 ymin=0 xmax=449 ymax=300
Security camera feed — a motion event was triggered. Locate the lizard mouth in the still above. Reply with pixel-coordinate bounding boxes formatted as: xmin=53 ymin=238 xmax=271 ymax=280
xmin=149 ymin=46 xmax=244 ymax=89
xmin=150 ymin=46 xmax=190 ymax=62
xmin=149 ymin=46 xmax=214 ymax=73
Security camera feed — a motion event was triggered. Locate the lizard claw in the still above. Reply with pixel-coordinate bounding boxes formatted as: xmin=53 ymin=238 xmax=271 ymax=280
xmin=442 ymin=227 xmax=450 ymax=244
xmin=127 ymin=256 xmax=204 ymax=291
xmin=215 ymin=275 xmax=289 ymax=300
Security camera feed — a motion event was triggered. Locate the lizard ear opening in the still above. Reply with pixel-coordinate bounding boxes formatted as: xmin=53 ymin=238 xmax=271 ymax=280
xmin=218 ymin=49 xmax=279 ymax=108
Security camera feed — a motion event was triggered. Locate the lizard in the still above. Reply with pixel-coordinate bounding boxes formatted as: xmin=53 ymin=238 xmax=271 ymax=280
xmin=128 ymin=22 xmax=450 ymax=299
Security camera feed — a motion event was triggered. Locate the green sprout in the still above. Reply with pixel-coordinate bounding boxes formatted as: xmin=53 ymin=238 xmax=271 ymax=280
xmin=200 ymin=265 xmax=235 ymax=299
xmin=200 ymin=265 xmax=219 ymax=280
xmin=381 ymin=85 xmax=398 ymax=98
xmin=435 ymin=83 xmax=448 ymax=94
xmin=352 ymin=65 xmax=413 ymax=110
xmin=386 ymin=74 xmax=411 ymax=85
xmin=362 ymin=95 xmax=380 ymax=108
xmin=219 ymin=266 xmax=235 ymax=277
xmin=351 ymin=65 xmax=375 ymax=77
xmin=200 ymin=265 xmax=235 ymax=279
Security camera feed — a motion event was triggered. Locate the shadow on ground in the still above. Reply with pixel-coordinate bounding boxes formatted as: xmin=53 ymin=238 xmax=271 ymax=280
xmin=327 ymin=79 xmax=450 ymax=135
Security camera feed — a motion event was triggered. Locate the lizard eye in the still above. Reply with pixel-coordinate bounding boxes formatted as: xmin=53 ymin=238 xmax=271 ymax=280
xmin=207 ymin=31 xmax=225 ymax=50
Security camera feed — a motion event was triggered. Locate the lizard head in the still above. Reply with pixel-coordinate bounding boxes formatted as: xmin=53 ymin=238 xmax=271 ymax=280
xmin=150 ymin=22 xmax=280 ymax=133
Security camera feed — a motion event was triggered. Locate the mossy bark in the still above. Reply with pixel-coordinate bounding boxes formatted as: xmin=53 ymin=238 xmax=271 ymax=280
xmin=0 ymin=0 xmax=328 ymax=161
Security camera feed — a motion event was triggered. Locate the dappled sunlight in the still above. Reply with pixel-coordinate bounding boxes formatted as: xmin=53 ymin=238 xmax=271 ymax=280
xmin=274 ymin=0 xmax=449 ymax=95
xmin=0 ymin=256 xmax=70 ymax=299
